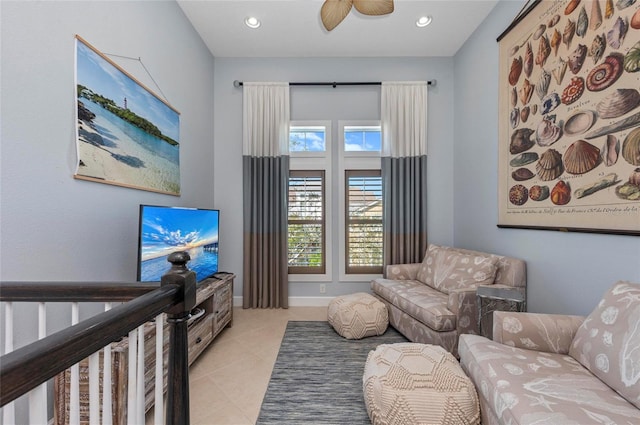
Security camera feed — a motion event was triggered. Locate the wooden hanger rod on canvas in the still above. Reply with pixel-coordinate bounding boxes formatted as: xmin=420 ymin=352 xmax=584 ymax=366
xmin=233 ymin=80 xmax=435 ymax=88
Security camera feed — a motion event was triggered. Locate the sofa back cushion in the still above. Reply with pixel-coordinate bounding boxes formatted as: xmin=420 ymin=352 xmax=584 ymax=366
xmin=569 ymin=281 xmax=640 ymax=409
xmin=416 ymin=244 xmax=498 ymax=294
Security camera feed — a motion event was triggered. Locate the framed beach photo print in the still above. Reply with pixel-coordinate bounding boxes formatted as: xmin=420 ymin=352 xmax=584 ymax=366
xmin=497 ymin=0 xmax=640 ymax=235
xmin=74 ymin=35 xmax=181 ymax=195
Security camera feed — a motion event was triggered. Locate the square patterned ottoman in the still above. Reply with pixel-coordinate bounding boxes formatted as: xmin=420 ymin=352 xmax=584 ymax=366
xmin=327 ymin=292 xmax=388 ymax=339
xmin=363 ymin=343 xmax=480 ymax=425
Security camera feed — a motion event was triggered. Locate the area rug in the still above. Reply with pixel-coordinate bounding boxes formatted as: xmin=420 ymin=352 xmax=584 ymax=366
xmin=256 ymin=321 xmax=408 ymax=424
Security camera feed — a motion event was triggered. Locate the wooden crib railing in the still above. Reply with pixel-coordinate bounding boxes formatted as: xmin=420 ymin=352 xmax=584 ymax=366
xmin=0 ymin=252 xmax=196 ymax=425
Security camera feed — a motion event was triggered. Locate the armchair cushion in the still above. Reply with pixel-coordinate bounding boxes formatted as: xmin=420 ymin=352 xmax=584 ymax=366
xmin=417 ymin=244 xmax=498 ymax=294
xmin=492 ymin=311 xmax=584 ymax=354
xmin=569 ymin=281 xmax=640 ymax=409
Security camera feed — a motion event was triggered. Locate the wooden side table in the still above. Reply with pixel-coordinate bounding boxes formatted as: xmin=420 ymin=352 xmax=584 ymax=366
xmin=477 ymin=285 xmax=526 ymax=338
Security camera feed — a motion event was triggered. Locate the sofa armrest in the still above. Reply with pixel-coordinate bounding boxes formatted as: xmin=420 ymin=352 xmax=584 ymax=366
xmin=493 ymin=311 xmax=585 ymax=354
xmin=447 ymin=288 xmax=478 ymax=336
xmin=385 ymin=263 xmax=421 ymax=280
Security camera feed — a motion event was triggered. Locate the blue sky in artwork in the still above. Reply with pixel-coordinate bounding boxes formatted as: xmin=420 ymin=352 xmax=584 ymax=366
xmin=76 ymin=39 xmax=180 ymax=141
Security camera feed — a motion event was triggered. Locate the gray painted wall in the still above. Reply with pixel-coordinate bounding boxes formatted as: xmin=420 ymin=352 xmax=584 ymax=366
xmin=453 ymin=1 xmax=640 ymax=315
xmin=1 ymin=0 xmax=215 ymax=340
xmin=213 ymin=57 xmax=456 ymax=299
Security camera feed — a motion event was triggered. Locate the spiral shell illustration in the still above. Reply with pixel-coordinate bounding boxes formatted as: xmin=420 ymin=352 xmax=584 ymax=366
xmin=536 ymin=34 xmax=551 ymax=67
xmin=563 ymin=140 xmax=601 ymax=174
xmin=565 ymin=0 xmax=581 ymax=15
xmin=509 ymin=56 xmax=522 ymax=86
xmin=576 ymin=6 xmax=588 ymax=37
xmin=519 ymin=79 xmax=534 ymax=105
xmin=586 ymin=53 xmax=623 ymax=91
xmin=589 ymin=33 xmax=606 ymax=64
xmin=536 ymin=148 xmax=564 ymax=181
xmin=536 ymin=69 xmax=551 ymax=100
xmin=524 ymin=42 xmax=534 ymax=78
xmin=590 ymin=0 xmax=603 ymax=30
xmin=564 ymin=19 xmax=576 ymax=49
xmin=553 ymin=59 xmax=568 ymax=85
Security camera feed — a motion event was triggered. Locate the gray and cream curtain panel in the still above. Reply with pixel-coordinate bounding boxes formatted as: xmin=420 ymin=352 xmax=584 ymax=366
xmin=242 ymin=82 xmax=290 ymax=308
xmin=381 ymin=82 xmax=429 ymax=269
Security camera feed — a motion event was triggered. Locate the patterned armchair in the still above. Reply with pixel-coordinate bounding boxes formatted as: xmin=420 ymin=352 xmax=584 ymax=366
xmin=459 ymin=281 xmax=640 ymax=425
xmin=371 ymin=244 xmax=526 ymax=356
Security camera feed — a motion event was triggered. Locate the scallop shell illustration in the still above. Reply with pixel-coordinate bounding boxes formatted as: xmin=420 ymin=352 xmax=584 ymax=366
xmin=607 ymin=16 xmax=628 ymax=49
xmin=553 ymin=58 xmax=568 ymax=85
xmin=601 ymin=134 xmax=620 ymax=166
xmin=623 ymin=41 xmax=640 ymax=72
xmin=564 ymin=19 xmax=576 ymax=49
xmin=512 ymin=167 xmax=535 ymax=181
xmin=541 ymin=92 xmax=561 ymax=115
xmin=586 ymin=52 xmax=623 ymax=91
xmin=519 ymin=79 xmax=534 ymax=105
xmin=521 ymin=106 xmax=530 ymax=123
xmin=605 ymin=0 xmax=614 ymax=18
xmin=563 ymin=140 xmax=601 ymax=174
xmin=533 ymin=24 xmax=547 ymax=40
xmin=510 ymin=151 xmax=539 ymax=167
xmin=565 ymin=0 xmax=581 ymax=15
xmin=536 ymin=115 xmax=563 ymax=146
xmin=509 ymin=184 xmax=528 ymax=205
xmin=536 ymin=69 xmax=551 ymax=100
xmin=632 ymin=8 xmax=640 ymax=29
xmin=568 ymin=44 xmax=587 ymax=74
xmin=536 ymin=148 xmax=564 ymax=181
xmin=590 ymin=0 xmax=603 ymax=30
xmin=589 ymin=33 xmax=606 ymax=64
xmin=564 ymin=110 xmax=597 ymax=135
xmin=561 ymin=76 xmax=585 ymax=105
xmin=510 ymin=128 xmax=535 ymax=154
xmin=549 ymin=14 xmax=561 ymax=28
xmin=596 ymin=88 xmax=640 ymax=119
xmin=524 ymin=42 xmax=534 ymax=78
xmin=550 ymin=29 xmax=562 ymax=56
xmin=529 ymin=185 xmax=550 ymax=201
xmin=551 ymin=180 xmax=571 ymax=205
xmin=576 ymin=6 xmax=588 ymax=37
xmin=536 ymin=34 xmax=551 ymax=67
xmin=509 ymin=56 xmax=523 ymax=86
xmin=622 ymin=127 xmax=640 ymax=165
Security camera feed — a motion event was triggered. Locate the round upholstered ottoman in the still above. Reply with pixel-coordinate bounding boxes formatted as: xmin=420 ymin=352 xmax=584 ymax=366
xmin=327 ymin=292 xmax=388 ymax=339
xmin=363 ymin=343 xmax=480 ymax=425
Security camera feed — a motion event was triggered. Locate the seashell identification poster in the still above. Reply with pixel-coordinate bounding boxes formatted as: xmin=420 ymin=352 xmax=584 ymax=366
xmin=498 ymin=0 xmax=640 ymax=235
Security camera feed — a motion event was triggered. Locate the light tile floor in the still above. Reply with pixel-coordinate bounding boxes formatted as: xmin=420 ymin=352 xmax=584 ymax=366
xmin=147 ymin=306 xmax=328 ymax=425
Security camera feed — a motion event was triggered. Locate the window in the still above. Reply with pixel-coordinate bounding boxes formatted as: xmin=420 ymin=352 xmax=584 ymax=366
xmin=338 ymin=121 xmax=383 ymax=280
xmin=287 ymin=121 xmax=331 ymax=280
xmin=288 ymin=171 xmax=326 ymax=274
xmin=345 ymin=170 xmax=383 ymax=274
xmin=344 ymin=126 xmax=381 ymax=152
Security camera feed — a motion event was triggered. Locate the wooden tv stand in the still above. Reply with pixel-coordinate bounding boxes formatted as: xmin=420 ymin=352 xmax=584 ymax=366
xmin=54 ymin=273 xmax=235 ymax=425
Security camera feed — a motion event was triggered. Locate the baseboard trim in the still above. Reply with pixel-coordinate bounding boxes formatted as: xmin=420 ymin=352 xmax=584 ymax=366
xmin=233 ymin=296 xmax=333 ymax=307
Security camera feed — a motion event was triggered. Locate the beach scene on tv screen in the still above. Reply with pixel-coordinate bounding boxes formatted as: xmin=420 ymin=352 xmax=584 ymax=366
xmin=140 ymin=207 xmax=218 ymax=282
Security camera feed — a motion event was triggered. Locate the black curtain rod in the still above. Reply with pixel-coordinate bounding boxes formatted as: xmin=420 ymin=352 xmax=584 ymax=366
xmin=233 ymin=80 xmax=435 ymax=88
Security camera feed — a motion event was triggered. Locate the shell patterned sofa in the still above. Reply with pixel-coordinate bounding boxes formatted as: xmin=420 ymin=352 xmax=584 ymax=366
xmin=459 ymin=281 xmax=640 ymax=424
xmin=371 ymin=244 xmax=527 ymax=356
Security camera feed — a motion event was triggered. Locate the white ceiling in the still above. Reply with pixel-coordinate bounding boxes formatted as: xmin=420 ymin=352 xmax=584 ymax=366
xmin=177 ymin=0 xmax=500 ymax=58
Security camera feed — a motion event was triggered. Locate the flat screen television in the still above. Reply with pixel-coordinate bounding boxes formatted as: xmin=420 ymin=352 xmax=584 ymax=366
xmin=137 ymin=205 xmax=219 ymax=282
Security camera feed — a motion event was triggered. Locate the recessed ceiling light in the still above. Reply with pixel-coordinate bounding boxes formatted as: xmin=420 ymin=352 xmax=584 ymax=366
xmin=416 ymin=16 xmax=432 ymax=28
xmin=245 ymin=16 xmax=261 ymax=29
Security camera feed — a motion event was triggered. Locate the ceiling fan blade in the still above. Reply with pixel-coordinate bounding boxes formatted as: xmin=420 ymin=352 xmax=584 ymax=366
xmin=353 ymin=0 xmax=394 ymax=16
xmin=321 ymin=0 xmax=354 ymax=31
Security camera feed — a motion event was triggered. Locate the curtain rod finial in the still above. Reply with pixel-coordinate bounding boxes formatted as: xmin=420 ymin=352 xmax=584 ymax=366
xmin=429 ymin=80 xmax=436 ymax=87
xmin=233 ymin=80 xmax=242 ymax=88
